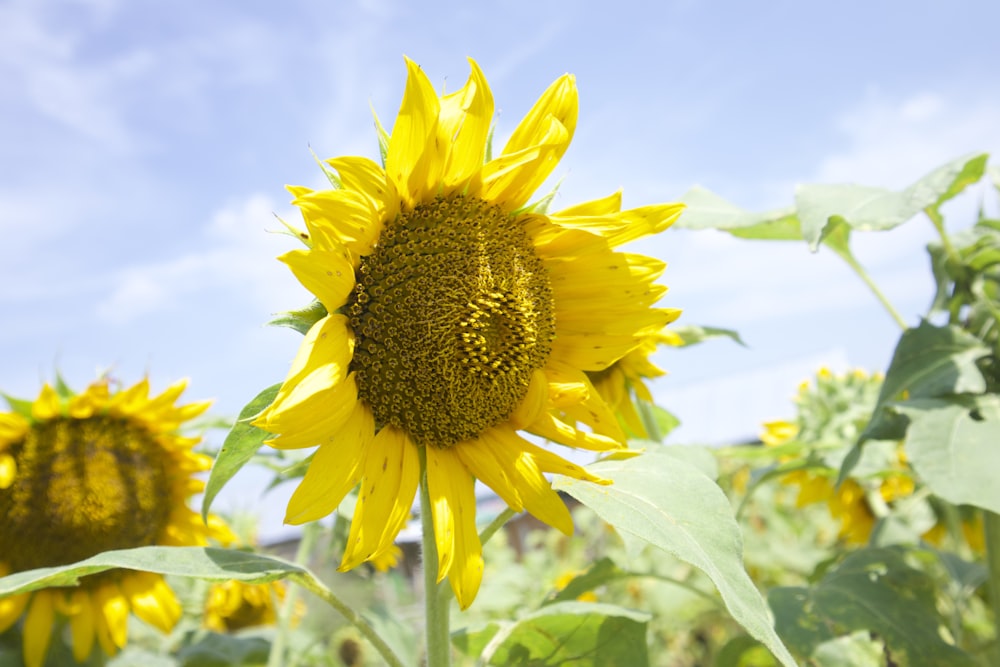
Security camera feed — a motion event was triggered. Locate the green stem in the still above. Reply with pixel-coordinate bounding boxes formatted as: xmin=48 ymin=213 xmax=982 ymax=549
xmin=479 ymin=507 xmax=517 ymax=546
xmin=267 ymin=523 xmax=317 ymax=667
xmin=291 ymin=572 xmax=406 ymax=667
xmin=983 ymin=511 xmax=1000 ymax=663
xmin=636 ymin=399 xmax=663 ymax=442
xmin=420 ymin=448 xmax=451 ymax=667
xmin=833 ymin=246 xmax=909 ymax=330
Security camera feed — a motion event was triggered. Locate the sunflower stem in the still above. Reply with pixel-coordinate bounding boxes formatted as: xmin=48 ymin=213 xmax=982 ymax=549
xmin=420 ymin=448 xmax=452 ymax=667
xmin=829 ymin=242 xmax=908 ymax=331
xmin=479 ymin=507 xmax=517 ymax=546
xmin=267 ymin=523 xmax=316 ymax=667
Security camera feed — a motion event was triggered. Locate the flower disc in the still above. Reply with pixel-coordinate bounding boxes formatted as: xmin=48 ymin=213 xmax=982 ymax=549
xmin=347 ymin=195 xmax=555 ymax=447
xmin=0 ymin=415 xmax=171 ymax=572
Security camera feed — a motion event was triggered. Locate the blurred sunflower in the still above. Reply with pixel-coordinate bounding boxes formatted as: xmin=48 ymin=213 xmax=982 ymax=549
xmin=256 ymin=57 xmax=683 ymax=608
xmin=0 ymin=377 xmax=233 ymax=667
xmin=204 ymin=580 xmax=299 ymax=633
xmin=759 ymin=368 xmax=915 ymax=545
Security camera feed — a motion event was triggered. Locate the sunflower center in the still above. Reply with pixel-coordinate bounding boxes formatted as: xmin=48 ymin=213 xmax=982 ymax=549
xmin=0 ymin=416 xmax=172 ymax=572
xmin=347 ymin=195 xmax=555 ymax=447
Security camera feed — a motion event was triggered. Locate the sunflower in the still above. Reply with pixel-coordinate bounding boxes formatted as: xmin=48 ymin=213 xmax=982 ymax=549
xmin=204 ymin=580 xmax=298 ymax=633
xmin=255 ymin=57 xmax=683 ymax=609
xmin=0 ymin=377 xmax=233 ymax=667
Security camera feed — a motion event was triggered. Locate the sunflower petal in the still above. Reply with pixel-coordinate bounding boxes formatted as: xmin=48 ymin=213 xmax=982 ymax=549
xmin=284 ymin=401 xmax=374 ymax=524
xmin=526 ymin=411 xmax=624 ymax=451
xmin=0 ymin=592 xmax=28 ymax=633
xmin=425 ymin=445 xmax=482 ymax=609
xmin=386 ymin=57 xmax=442 ymax=207
xmin=340 ymin=426 xmax=419 ymax=570
xmin=258 ymin=374 xmax=359 ymax=450
xmin=23 ymin=592 xmax=55 ymax=667
xmin=279 ymin=248 xmax=355 ymax=313
xmin=325 ymin=156 xmax=394 ymax=219
xmin=68 ymin=590 xmax=96 ymax=662
xmin=94 ymin=581 xmax=130 ymax=650
xmin=481 ymin=117 xmax=568 ymax=210
xmin=438 ymin=58 xmax=493 ymax=193
xmin=121 ymin=572 xmax=180 ymax=634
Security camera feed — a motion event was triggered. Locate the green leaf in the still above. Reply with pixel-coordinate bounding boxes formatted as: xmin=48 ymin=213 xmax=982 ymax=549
xmin=202 ymin=384 xmax=281 ymax=520
xmin=863 ymin=321 xmax=988 ymax=440
xmin=544 ymin=557 xmax=624 ymax=605
xmin=481 ymin=602 xmax=650 ymax=667
xmin=267 ymin=299 xmax=328 ymax=335
xmin=896 ymin=395 xmax=1000 ymax=513
xmin=676 ymin=186 xmax=801 ymax=239
xmin=451 ymin=622 xmax=502 ymax=658
xmin=1 ymin=393 xmax=34 ymax=419
xmin=797 ymin=153 xmax=989 ymax=250
xmin=714 ymin=636 xmax=777 ymax=667
xmin=776 ymin=548 xmax=974 ymax=667
xmin=553 ymin=451 xmax=797 ymax=667
xmin=0 ymin=546 xmax=304 ymax=597
xmin=667 ymin=324 xmax=746 ymax=347
xmin=811 ymin=632 xmax=884 ymax=667
xmin=176 ymin=632 xmax=271 ymax=667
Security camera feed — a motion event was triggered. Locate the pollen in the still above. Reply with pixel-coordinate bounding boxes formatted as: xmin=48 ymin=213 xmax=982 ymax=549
xmin=0 ymin=415 xmax=172 ymax=572
xmin=347 ymin=195 xmax=555 ymax=447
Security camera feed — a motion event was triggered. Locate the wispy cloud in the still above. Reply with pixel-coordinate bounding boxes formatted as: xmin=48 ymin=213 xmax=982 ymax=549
xmin=97 ymin=195 xmax=303 ymax=323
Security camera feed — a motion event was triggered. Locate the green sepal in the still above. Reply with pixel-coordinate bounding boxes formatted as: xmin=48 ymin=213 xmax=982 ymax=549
xmin=268 ymin=299 xmax=329 ymax=335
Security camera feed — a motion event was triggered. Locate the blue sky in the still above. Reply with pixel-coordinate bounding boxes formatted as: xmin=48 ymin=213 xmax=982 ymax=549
xmin=3 ymin=0 xmax=999 ymax=531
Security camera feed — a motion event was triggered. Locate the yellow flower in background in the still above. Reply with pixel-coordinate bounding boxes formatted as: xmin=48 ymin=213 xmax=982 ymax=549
xmin=204 ymin=580 xmax=298 ymax=633
xmin=587 ymin=325 xmax=680 ymax=437
xmin=255 ymin=57 xmax=683 ymax=609
xmin=760 ymin=420 xmax=798 ymax=447
xmin=827 ymin=479 xmax=876 ymax=545
xmin=370 ymin=544 xmax=403 ymax=573
xmin=0 ymin=377 xmax=233 ymax=667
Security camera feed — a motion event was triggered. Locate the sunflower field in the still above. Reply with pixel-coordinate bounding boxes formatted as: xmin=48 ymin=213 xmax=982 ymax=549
xmin=2 ymin=57 xmax=1000 ymax=667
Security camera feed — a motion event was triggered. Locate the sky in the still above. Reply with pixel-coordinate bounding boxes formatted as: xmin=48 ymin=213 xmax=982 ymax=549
xmin=2 ymin=0 xmax=999 ymax=535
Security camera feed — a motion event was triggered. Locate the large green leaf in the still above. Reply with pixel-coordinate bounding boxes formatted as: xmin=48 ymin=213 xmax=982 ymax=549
xmin=811 ymin=632 xmax=884 ymax=667
xmin=175 ymin=633 xmax=271 ymax=667
xmin=675 ymin=186 xmax=801 ymax=239
xmin=771 ymin=548 xmax=973 ymax=667
xmin=0 ymin=547 xmax=304 ymax=597
xmin=896 ymin=395 xmax=1000 ymax=513
xmin=797 ymin=153 xmax=988 ymax=250
xmin=202 ymin=384 xmax=281 ymax=519
xmin=553 ymin=451 xmax=797 ymax=667
xmin=479 ymin=602 xmax=650 ymax=667
xmin=864 ymin=321 xmax=987 ymax=438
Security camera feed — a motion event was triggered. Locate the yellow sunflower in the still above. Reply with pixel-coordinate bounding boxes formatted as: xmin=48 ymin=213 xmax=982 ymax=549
xmin=255 ymin=57 xmax=683 ymax=609
xmin=204 ymin=580 xmax=299 ymax=633
xmin=0 ymin=377 xmax=233 ymax=667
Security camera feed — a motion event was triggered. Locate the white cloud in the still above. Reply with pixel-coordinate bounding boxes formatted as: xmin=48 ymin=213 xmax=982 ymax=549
xmin=97 ymin=195 xmax=304 ymax=323
xmin=816 ymin=89 xmax=1000 ymax=188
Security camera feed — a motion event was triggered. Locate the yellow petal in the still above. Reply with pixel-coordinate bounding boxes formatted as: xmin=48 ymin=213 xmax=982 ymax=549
xmin=481 ymin=117 xmax=568 ymax=210
xmin=292 ymin=188 xmax=382 ymax=257
xmin=0 ymin=592 xmax=28 ymax=633
xmin=94 ymin=581 xmax=130 ymax=650
xmin=325 ymin=156 xmax=397 ymax=220
xmin=437 ymin=58 xmax=493 ymax=193
xmin=550 ymin=202 xmax=685 ymax=248
xmin=121 ymin=572 xmax=180 ymax=634
xmin=258 ymin=374 xmax=359 ymax=450
xmin=548 ymin=367 xmax=624 ymax=441
xmin=386 ymin=57 xmax=442 ymax=207
xmin=0 ymin=453 xmax=15 ymax=489
xmin=502 ymin=73 xmax=577 ymax=159
xmin=425 ymin=446 xmax=483 ymax=609
xmin=526 ymin=411 xmax=623 ymax=452
xmin=0 ymin=412 xmax=28 ymax=441
xmin=476 ymin=427 xmax=575 ymax=534
xmin=554 ymin=190 xmax=622 ymax=217
xmin=31 ymin=384 xmax=61 ymax=420
xmin=278 ymin=248 xmax=355 ymax=313
xmin=340 ymin=426 xmax=419 ymax=570
xmin=68 ymin=589 xmax=96 ymax=662
xmin=284 ymin=402 xmax=375 ymax=524
xmin=23 ymin=591 xmax=55 ymax=667
xmin=509 ymin=369 xmax=549 ymax=429
xmin=269 ymin=314 xmax=354 ymax=409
